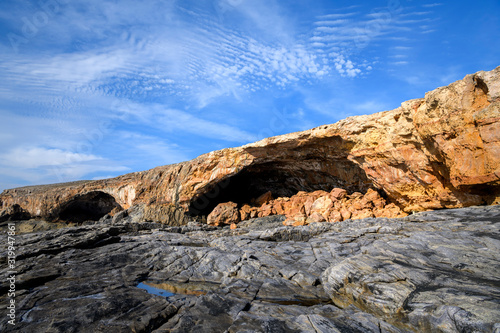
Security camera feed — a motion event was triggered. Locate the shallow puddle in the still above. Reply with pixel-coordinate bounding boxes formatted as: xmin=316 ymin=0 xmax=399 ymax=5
xmin=137 ymin=280 xmax=219 ymax=297
xmin=137 ymin=282 xmax=176 ymax=297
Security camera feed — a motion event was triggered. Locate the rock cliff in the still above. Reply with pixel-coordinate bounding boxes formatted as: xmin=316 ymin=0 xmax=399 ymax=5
xmin=1 ymin=66 xmax=499 ymax=224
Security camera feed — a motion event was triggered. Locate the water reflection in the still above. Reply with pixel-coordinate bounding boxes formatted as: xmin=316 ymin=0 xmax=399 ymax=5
xmin=137 ymin=280 xmax=219 ymax=297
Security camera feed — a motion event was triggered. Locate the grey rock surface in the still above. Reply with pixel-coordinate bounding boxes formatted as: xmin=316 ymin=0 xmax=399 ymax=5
xmin=1 ymin=205 xmax=499 ymax=332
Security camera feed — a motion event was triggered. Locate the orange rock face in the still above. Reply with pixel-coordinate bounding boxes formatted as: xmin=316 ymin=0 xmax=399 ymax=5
xmin=1 ymin=67 xmax=499 ymax=224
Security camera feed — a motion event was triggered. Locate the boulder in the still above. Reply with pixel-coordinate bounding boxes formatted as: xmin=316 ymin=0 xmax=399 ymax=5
xmin=284 ymin=213 xmax=307 ymax=226
xmin=330 ymin=188 xmax=347 ymax=201
xmin=253 ymin=191 xmax=273 ymax=206
xmin=207 ymin=202 xmax=240 ymax=226
xmin=306 ymin=212 xmax=326 ymax=224
xmin=257 ymin=203 xmax=274 ymax=217
xmin=272 ymin=200 xmax=286 ymax=215
xmin=243 ymin=205 xmax=260 ymax=220
xmin=282 ymin=194 xmax=307 ymax=217
xmin=239 ymin=204 xmax=250 ymax=221
xmin=363 ymin=188 xmax=381 ymax=201
xmin=310 ymin=196 xmax=334 ymax=220
xmin=328 ymin=210 xmax=343 ymax=222
xmin=340 ymin=208 xmax=352 ymax=221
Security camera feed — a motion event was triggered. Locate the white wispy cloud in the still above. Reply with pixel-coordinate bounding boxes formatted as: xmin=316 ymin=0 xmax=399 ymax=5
xmin=3 ymin=0 xmax=441 ymax=98
xmin=3 ymin=0 xmax=438 ymax=110
xmin=1 ymin=6 xmax=330 ymax=107
xmin=331 ymin=54 xmax=362 ymax=78
xmin=115 ymin=101 xmax=258 ymax=143
xmin=309 ymin=4 xmax=438 ymax=77
xmin=392 ymin=46 xmax=412 ymax=50
xmin=158 ymin=108 xmax=258 ymax=142
xmin=115 ymin=131 xmax=191 ymax=166
xmin=314 ymin=19 xmax=351 ymax=26
xmin=400 ymin=11 xmax=433 ymax=17
xmin=390 ymin=54 xmax=408 ymax=58
xmin=317 ymin=13 xmax=359 ymax=20
xmin=0 ymin=146 xmax=128 ymax=186
xmin=224 ymin=0 xmax=297 ymax=43
xmin=422 ymin=3 xmax=443 ymax=8
xmin=0 ymin=0 xmax=446 ymax=190
xmin=1 ymin=147 xmax=100 ymax=169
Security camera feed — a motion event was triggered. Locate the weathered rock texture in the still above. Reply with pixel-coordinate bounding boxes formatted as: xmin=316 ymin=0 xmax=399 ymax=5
xmin=1 ymin=66 xmax=500 ymax=224
xmin=209 ymin=188 xmax=407 ymax=227
xmin=1 ymin=205 xmax=499 ymax=332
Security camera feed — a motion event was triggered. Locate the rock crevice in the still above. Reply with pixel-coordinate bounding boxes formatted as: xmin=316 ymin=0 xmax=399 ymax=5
xmin=2 ymin=205 xmax=499 ymax=332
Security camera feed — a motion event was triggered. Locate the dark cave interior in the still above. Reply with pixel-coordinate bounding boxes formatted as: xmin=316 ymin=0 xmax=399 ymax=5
xmin=187 ymin=160 xmax=373 ymax=217
xmin=57 ymin=191 xmax=122 ymax=223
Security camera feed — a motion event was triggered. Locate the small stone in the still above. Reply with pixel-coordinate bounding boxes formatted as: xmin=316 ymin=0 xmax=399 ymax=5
xmin=240 ymin=204 xmax=253 ymax=221
xmin=328 ymin=210 xmax=343 ymax=222
xmin=257 ymin=203 xmax=274 ymax=217
xmin=273 ymin=201 xmax=285 ymax=215
xmin=307 ymin=212 xmax=326 ymax=224
xmin=330 ymin=188 xmax=347 ymax=200
xmin=310 ymin=196 xmax=334 ymax=216
xmin=340 ymin=208 xmax=352 ymax=220
xmin=351 ymin=208 xmax=374 ymax=220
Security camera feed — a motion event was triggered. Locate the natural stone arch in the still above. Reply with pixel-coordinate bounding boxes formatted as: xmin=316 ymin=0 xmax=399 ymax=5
xmin=187 ymin=157 xmax=373 ymax=218
xmin=54 ymin=191 xmax=122 ymax=222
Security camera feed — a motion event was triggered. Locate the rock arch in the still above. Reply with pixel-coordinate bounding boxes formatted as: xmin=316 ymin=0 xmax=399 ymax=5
xmin=54 ymin=191 xmax=122 ymax=222
xmin=187 ymin=156 xmax=373 ymax=218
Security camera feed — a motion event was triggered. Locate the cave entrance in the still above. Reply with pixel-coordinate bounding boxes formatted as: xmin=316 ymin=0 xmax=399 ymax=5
xmin=187 ymin=160 xmax=372 ymax=218
xmin=57 ymin=191 xmax=122 ymax=223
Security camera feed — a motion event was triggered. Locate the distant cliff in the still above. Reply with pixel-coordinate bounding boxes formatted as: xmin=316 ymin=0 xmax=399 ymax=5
xmin=1 ymin=66 xmax=499 ymax=225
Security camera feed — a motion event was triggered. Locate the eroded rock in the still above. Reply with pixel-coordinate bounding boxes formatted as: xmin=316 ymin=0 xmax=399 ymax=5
xmin=207 ymin=201 xmax=240 ymax=226
xmin=2 ymin=67 xmax=500 ymax=224
xmin=1 ymin=205 xmax=498 ymax=332
xmin=224 ymin=187 xmax=407 ymax=226
xmin=0 ymin=204 xmax=31 ymax=222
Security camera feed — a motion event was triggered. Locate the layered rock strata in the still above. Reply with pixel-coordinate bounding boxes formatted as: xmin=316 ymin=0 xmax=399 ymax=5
xmin=1 ymin=66 xmax=500 ymax=224
xmin=1 ymin=205 xmax=499 ymax=332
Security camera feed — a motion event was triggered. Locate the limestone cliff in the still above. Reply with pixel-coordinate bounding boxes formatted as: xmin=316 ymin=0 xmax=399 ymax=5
xmin=1 ymin=66 xmax=499 ymax=224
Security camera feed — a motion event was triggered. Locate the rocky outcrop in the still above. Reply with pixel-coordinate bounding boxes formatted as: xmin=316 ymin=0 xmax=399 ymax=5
xmin=0 ymin=204 xmax=30 ymax=222
xmin=208 ymin=188 xmax=407 ymax=227
xmin=1 ymin=205 xmax=499 ymax=332
xmin=1 ymin=66 xmax=500 ymax=225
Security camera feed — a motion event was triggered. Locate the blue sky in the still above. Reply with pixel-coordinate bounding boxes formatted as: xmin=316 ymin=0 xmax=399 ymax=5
xmin=0 ymin=0 xmax=499 ymax=191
